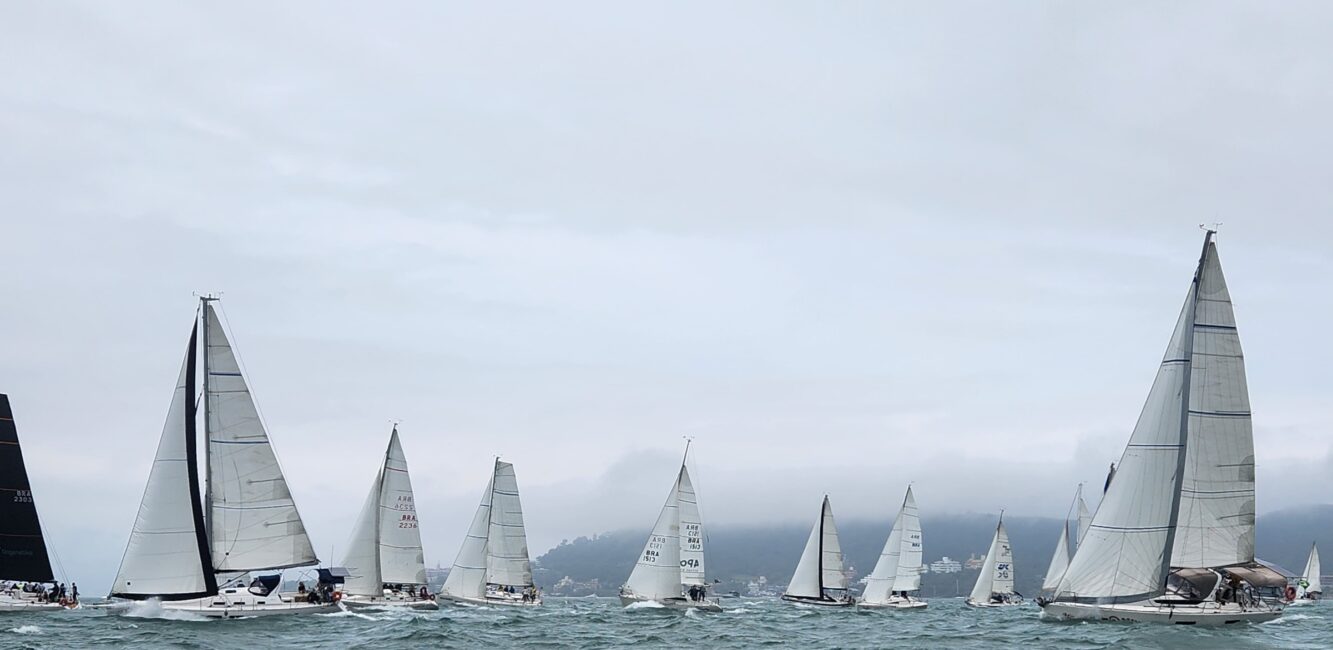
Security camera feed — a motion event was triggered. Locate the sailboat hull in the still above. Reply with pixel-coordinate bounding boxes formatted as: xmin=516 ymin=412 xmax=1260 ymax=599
xmin=340 ymin=594 xmax=438 ymax=610
xmin=619 ymin=594 xmax=723 ymax=612
xmin=781 ymin=594 xmax=854 ymax=607
xmin=0 ymin=596 xmax=67 ymax=612
xmin=858 ymin=596 xmax=927 ymax=609
xmin=966 ymin=598 xmax=1024 ymax=608
xmin=1040 ymin=601 xmax=1282 ymax=625
xmin=436 ymin=593 xmax=542 ymax=608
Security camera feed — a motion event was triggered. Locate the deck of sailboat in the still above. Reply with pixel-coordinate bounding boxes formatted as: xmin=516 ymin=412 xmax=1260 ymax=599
xmin=619 ymin=594 xmax=723 ymax=612
xmin=857 ymin=597 xmax=927 ymax=610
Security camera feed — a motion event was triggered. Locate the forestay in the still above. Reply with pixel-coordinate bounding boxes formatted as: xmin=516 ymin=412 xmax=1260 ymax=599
xmin=204 ymin=305 xmax=318 ymax=572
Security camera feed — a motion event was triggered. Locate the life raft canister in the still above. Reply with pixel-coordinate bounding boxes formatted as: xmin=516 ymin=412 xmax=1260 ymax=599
xmin=1285 ymin=585 xmax=1297 ymax=601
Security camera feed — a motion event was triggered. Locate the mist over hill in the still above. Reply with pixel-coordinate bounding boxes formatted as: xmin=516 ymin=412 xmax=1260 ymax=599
xmin=533 ymin=506 xmax=1333 ymax=597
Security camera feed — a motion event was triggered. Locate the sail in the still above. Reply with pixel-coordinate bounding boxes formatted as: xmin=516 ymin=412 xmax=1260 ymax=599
xmin=624 ymin=470 xmax=682 ymax=600
xmin=485 ymin=461 xmax=533 ymax=587
xmin=861 ymin=503 xmax=904 ymax=604
xmin=1170 ymin=239 xmax=1256 ymax=569
xmin=441 ymin=472 xmax=492 ymax=599
xmin=377 ymin=429 xmax=426 ymax=585
xmin=203 ymin=304 xmax=318 ymax=572
xmin=970 ymin=524 xmax=999 ymax=602
xmin=112 ymin=325 xmax=215 ymax=599
xmin=892 ymin=487 xmax=923 ymax=592
xmin=1054 ymin=237 xmax=1204 ymax=604
xmin=1041 ymin=525 xmax=1071 ymax=593
xmin=1075 ymin=492 xmax=1092 ymax=547
xmin=340 ymin=472 xmax=383 ymax=596
xmin=0 ymin=395 xmax=54 ymax=583
xmin=785 ymin=498 xmax=827 ymax=599
xmin=1299 ymin=544 xmax=1322 ymax=597
xmin=676 ymin=467 xmax=706 ymax=586
xmin=971 ymin=520 xmax=1014 ymax=601
xmin=820 ymin=497 xmax=847 ymax=590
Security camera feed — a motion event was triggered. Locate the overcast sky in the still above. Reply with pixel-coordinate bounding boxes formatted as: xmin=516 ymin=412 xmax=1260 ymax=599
xmin=2 ymin=1 xmax=1331 ymax=594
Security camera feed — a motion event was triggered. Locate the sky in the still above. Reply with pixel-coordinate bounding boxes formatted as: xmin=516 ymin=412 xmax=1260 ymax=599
xmin=1 ymin=1 xmax=1331 ymax=594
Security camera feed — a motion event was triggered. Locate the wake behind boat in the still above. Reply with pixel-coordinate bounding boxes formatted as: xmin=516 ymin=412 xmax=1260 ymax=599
xmin=619 ymin=442 xmax=721 ymax=612
xmin=859 ymin=487 xmax=926 ymax=610
xmin=782 ymin=496 xmax=854 ymax=607
xmin=108 ymin=298 xmax=334 ymax=618
xmin=967 ymin=514 xmax=1022 ymax=608
xmin=339 ymin=425 xmax=436 ymax=609
xmin=437 ymin=459 xmax=542 ymax=607
xmin=0 ymin=394 xmax=72 ymax=612
xmin=1040 ymin=231 xmax=1286 ymax=625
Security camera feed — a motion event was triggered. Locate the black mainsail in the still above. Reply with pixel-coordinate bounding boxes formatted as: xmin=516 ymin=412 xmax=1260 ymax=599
xmin=0 ymin=394 xmax=55 ymax=582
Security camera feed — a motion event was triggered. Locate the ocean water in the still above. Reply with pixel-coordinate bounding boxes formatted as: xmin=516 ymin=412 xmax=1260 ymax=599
xmin=0 ymin=598 xmax=1328 ymax=649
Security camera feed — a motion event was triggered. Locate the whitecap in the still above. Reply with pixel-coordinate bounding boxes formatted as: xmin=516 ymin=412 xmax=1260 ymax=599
xmin=7 ymin=625 xmax=41 ymax=635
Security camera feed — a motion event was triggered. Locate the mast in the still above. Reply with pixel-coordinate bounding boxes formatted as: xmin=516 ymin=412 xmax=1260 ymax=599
xmin=817 ymin=496 xmax=827 ymax=597
xmin=486 ymin=456 xmax=498 ymax=585
xmin=374 ymin=425 xmax=394 ymax=585
xmin=199 ymin=295 xmax=215 ymax=548
xmin=184 ymin=322 xmax=216 ymax=594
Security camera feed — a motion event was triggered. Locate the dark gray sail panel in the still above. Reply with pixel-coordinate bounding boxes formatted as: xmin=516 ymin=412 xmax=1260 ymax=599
xmin=0 ymin=394 xmax=55 ymax=582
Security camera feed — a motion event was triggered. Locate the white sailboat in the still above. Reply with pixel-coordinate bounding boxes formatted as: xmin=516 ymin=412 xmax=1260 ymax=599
xmin=859 ymin=487 xmax=926 ymax=609
xmin=967 ymin=515 xmax=1022 ymax=607
xmin=437 ymin=459 xmax=541 ymax=607
xmin=110 ymin=298 xmax=333 ymax=618
xmin=339 ymin=426 xmax=436 ymax=609
xmin=1040 ymin=231 xmax=1287 ymax=625
xmin=1040 ymin=485 xmax=1091 ymax=599
xmin=782 ymin=495 xmax=853 ymax=607
xmin=1292 ymin=543 xmax=1321 ymax=603
xmin=619 ymin=444 xmax=721 ymax=611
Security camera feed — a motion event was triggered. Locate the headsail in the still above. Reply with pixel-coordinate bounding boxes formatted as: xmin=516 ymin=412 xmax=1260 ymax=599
xmin=1170 ymin=239 xmax=1256 ymax=569
xmin=112 ymin=323 xmax=215 ymax=599
xmin=0 ymin=395 xmax=55 ymax=583
xmin=1041 ymin=524 xmax=1071 ymax=594
xmin=861 ymin=498 xmax=905 ymax=604
xmin=624 ymin=467 xmax=684 ymax=600
xmin=203 ymin=304 xmax=318 ymax=572
xmin=1298 ymin=544 xmax=1322 ymax=597
xmin=1075 ymin=489 xmax=1092 ymax=547
xmin=1054 ymin=234 xmax=1209 ymax=604
xmin=441 ymin=471 xmax=493 ymax=599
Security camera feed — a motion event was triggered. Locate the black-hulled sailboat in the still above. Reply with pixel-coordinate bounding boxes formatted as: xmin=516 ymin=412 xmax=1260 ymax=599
xmin=0 ymin=395 xmax=67 ymax=611
xmin=109 ymin=298 xmax=334 ymax=617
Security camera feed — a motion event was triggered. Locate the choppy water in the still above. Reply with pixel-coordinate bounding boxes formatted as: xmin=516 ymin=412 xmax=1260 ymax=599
xmin=1 ymin=598 xmax=1329 ymax=649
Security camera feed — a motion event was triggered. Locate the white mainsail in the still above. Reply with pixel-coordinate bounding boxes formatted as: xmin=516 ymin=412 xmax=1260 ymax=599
xmin=971 ymin=519 xmax=1015 ymax=602
xmin=442 ymin=459 xmax=535 ymax=599
xmin=343 ymin=427 xmax=426 ymax=596
xmin=204 ymin=304 xmax=317 ymax=572
xmin=1170 ymin=242 xmax=1255 ymax=570
xmin=1298 ymin=544 xmax=1322 ymax=598
xmin=862 ymin=487 xmax=922 ymax=604
xmin=112 ymin=329 xmax=212 ymax=598
xmin=786 ymin=496 xmax=846 ymax=598
xmin=486 ymin=461 xmax=533 ymax=587
xmin=624 ymin=462 xmax=713 ymax=600
xmin=1054 ymin=235 xmax=1207 ymax=604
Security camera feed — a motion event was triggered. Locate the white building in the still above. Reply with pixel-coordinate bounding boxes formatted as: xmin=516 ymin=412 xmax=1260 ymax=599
xmin=930 ymin=556 xmax=963 ymax=574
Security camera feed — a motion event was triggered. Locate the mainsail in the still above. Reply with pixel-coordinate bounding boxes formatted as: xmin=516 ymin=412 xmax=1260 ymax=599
xmin=0 ymin=395 xmax=55 ymax=583
xmin=442 ymin=459 xmax=536 ymax=598
xmin=343 ymin=427 xmax=427 ymax=596
xmin=862 ymin=487 xmax=922 ymax=603
xmin=113 ymin=300 xmax=320 ymax=599
xmin=786 ymin=496 xmax=846 ymax=599
xmin=1298 ymin=544 xmax=1322 ymax=598
xmin=624 ymin=462 xmax=708 ymax=600
xmin=1054 ymin=233 xmax=1219 ymax=604
xmin=970 ymin=518 xmax=1015 ymax=602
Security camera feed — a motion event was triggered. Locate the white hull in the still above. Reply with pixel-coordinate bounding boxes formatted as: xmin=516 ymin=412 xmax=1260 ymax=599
xmin=1040 ymin=600 xmax=1282 ymax=625
xmin=619 ymin=594 xmax=722 ymax=612
xmin=111 ymin=589 xmax=339 ymax=619
xmin=0 ymin=599 xmax=66 ymax=612
xmin=436 ymin=593 xmax=542 ymax=608
xmin=966 ymin=598 xmax=1024 ymax=608
xmin=858 ymin=596 xmax=927 ymax=610
xmin=1287 ymin=597 xmax=1319 ymax=607
xmin=340 ymin=594 xmax=438 ymax=610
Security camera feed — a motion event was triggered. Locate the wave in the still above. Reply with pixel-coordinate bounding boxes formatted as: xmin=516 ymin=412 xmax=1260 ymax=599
xmin=120 ymin=600 xmax=208 ymax=622
xmin=7 ymin=625 xmax=41 ymax=635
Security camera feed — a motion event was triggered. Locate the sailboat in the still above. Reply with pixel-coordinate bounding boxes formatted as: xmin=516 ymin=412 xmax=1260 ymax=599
xmin=619 ymin=444 xmax=721 ymax=611
xmin=781 ymin=495 xmax=853 ymax=607
xmin=1040 ymin=485 xmax=1092 ymax=599
xmin=339 ymin=425 xmax=436 ymax=609
xmin=967 ymin=514 xmax=1022 ymax=607
xmin=0 ymin=395 xmax=68 ymax=612
xmin=1040 ymin=231 xmax=1287 ymax=624
xmin=109 ymin=298 xmax=333 ymax=618
xmin=859 ymin=487 xmax=926 ymax=609
xmin=437 ymin=459 xmax=541 ymax=607
xmin=1291 ymin=543 xmax=1321 ymax=604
